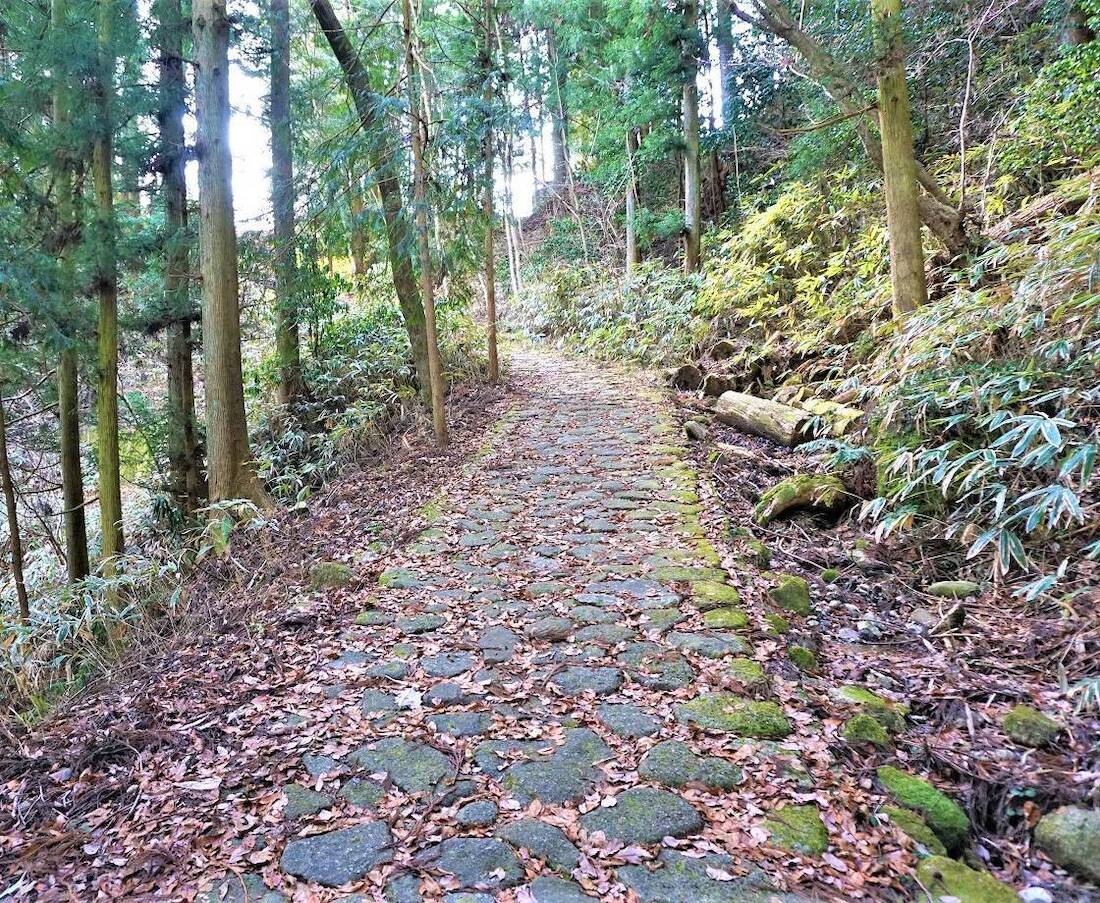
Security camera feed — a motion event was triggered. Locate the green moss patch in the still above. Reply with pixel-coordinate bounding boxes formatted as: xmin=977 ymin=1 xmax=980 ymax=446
xmin=788 ymin=645 xmax=818 ymax=672
xmin=693 ymin=580 xmax=741 ymax=610
xmin=675 ymin=693 xmax=792 ymax=738
xmin=763 ymin=805 xmax=828 ymax=855
xmin=831 ymin=685 xmax=909 ymax=733
xmin=768 ymin=574 xmax=811 ymax=615
xmin=764 ymin=613 xmax=790 ymax=634
xmin=753 ymin=474 xmax=847 ymax=526
xmin=876 ymin=766 xmax=969 ymax=854
xmin=1003 ymin=704 xmax=1061 ymax=747
xmin=841 ymin=714 xmax=891 ymax=748
xmin=914 ymin=856 xmax=1017 ymax=903
xmin=883 ymin=806 xmax=946 ymax=857
xmin=703 ymin=607 xmax=749 ymax=630
xmin=309 ymin=560 xmax=352 ymax=590
xmin=728 ymin=658 xmax=767 ymax=687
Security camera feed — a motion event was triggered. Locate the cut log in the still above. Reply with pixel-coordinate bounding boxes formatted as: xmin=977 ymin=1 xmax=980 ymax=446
xmin=712 ymin=390 xmax=810 ymax=446
xmin=666 ymin=363 xmax=703 ymax=391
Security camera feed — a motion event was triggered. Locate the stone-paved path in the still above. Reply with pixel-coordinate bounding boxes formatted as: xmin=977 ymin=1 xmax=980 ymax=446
xmin=217 ymin=351 xmax=831 ymax=901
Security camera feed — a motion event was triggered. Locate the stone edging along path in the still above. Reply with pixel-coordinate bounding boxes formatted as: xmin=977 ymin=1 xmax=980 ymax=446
xmin=198 ymin=349 xmax=998 ymax=902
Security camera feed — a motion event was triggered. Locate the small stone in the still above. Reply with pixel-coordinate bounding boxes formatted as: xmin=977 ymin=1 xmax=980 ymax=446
xmin=882 ymin=806 xmax=946 ymax=857
xmin=527 ymin=617 xmax=574 ymax=642
xmin=384 ymin=874 xmax=422 ymax=903
xmin=666 ymin=630 xmax=748 ymax=658
xmin=763 ymin=804 xmax=828 ymax=855
xmin=1034 ymin=805 xmax=1100 ymax=883
xmin=927 ymin=579 xmax=980 ymax=598
xmin=303 ymin=754 xmax=340 ymax=777
xmin=1019 ymin=890 xmax=1054 ymax=903
xmin=575 ymin=624 xmax=636 ymax=644
xmin=379 ymin=568 xmax=423 ymax=589
xmin=787 ymin=645 xmax=818 ymax=672
xmin=702 ymin=607 xmax=749 ymax=629
xmin=398 ymin=614 xmax=446 ymax=634
xmin=431 ymin=837 xmax=524 ymax=890
xmin=282 ymin=784 xmax=332 ymax=819
xmin=550 ymin=666 xmax=623 ymax=695
xmin=618 ymin=850 xmax=786 ymax=903
xmin=280 ymin=822 xmax=393 ymax=886
xmin=338 ymin=778 xmax=385 ymax=808
xmin=1002 ymin=704 xmax=1061 ymax=747
xmin=597 ymin=703 xmax=659 ymax=738
xmin=915 ymin=856 xmax=1018 ymax=903
xmin=769 ymin=575 xmax=810 ymax=615
xmin=369 ymin=660 xmax=409 ymax=680
xmin=349 ymin=738 xmax=454 ymax=794
xmin=201 ymin=874 xmax=286 ymax=903
xmin=639 ymin=740 xmax=741 ymax=790
xmin=876 ymin=765 xmax=969 ymax=854
xmin=841 ymin=714 xmax=891 ymax=748
xmin=526 ymin=876 xmax=598 ymax=902
xmin=728 ymin=658 xmax=767 ymax=688
xmin=495 ymin=819 xmax=580 ymax=875
xmin=360 ymin=690 xmax=398 ymax=715
xmin=579 ymin=787 xmax=702 ymax=844
xmin=456 ymin=799 xmax=499 ymax=827
xmin=692 ymin=581 xmax=741 ymax=610
xmin=684 ymin=420 xmax=709 ymax=442
xmin=428 ymin=712 xmax=490 ymax=737
xmin=765 ymin=613 xmax=790 ymax=634
xmin=422 ymin=652 xmax=475 ymax=678
xmin=327 ymin=650 xmax=371 ymax=669
xmin=675 ymin=693 xmax=791 ymax=738
xmin=479 ymin=625 xmax=519 ymax=663
xmin=831 ymin=685 xmax=909 ymax=733
xmin=355 ymin=610 xmax=394 ymax=626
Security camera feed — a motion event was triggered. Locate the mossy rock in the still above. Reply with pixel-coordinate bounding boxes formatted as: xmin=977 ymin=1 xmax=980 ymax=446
xmin=675 ymin=693 xmax=791 ymax=738
xmin=310 ymin=561 xmax=352 ymax=590
xmin=728 ymin=658 xmax=767 ymax=688
xmin=763 ymin=805 xmax=828 ymax=855
xmin=927 ymin=580 xmax=980 ymax=599
xmin=914 ymin=856 xmax=1017 ymax=903
xmin=745 ymin=538 xmax=772 ymax=567
xmin=841 ymin=714 xmax=891 ymax=748
xmin=831 ymin=685 xmax=908 ymax=733
xmin=1034 ymin=805 xmax=1100 ymax=883
xmin=764 ymin=613 xmax=790 ymax=635
xmin=378 ymin=568 xmax=422 ymax=589
xmin=1002 ymin=704 xmax=1061 ymax=748
xmin=768 ymin=574 xmax=810 ymax=615
xmin=876 ymin=766 xmax=969 ymax=854
xmin=883 ymin=806 xmax=946 ymax=857
xmin=692 ymin=580 xmax=741 ymax=610
xmin=703 ymin=607 xmax=749 ymax=630
xmin=654 ymin=565 xmax=727 ymax=584
xmin=355 ymin=610 xmax=394 ymax=627
xmin=820 ymin=568 xmax=839 ymax=583
xmin=753 ymin=474 xmax=847 ymax=526
xmin=788 ymin=646 xmax=818 ymax=672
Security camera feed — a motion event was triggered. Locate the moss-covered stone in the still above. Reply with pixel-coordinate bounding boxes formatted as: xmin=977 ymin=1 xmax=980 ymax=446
xmin=703 ymin=607 xmax=749 ymax=630
xmin=745 ymin=538 xmax=771 ymax=567
xmin=1034 ymin=805 xmax=1100 ymax=883
xmin=675 ymin=693 xmax=792 ymax=738
xmin=831 ymin=685 xmax=909 ymax=733
xmin=763 ymin=805 xmax=828 ymax=855
xmin=883 ymin=806 xmax=946 ymax=857
xmin=927 ymin=580 xmax=980 ymax=599
xmin=764 ymin=613 xmax=790 ymax=634
xmin=355 ymin=610 xmax=393 ymax=626
xmin=769 ymin=574 xmax=811 ymax=615
xmin=788 ymin=645 xmax=818 ymax=672
xmin=753 ymin=474 xmax=847 ymax=526
xmin=692 ymin=580 xmax=741 ymax=610
xmin=728 ymin=657 xmax=767 ymax=687
xmin=654 ymin=565 xmax=727 ymax=584
xmin=914 ymin=857 xmax=1017 ymax=903
xmin=876 ymin=766 xmax=969 ymax=854
xmin=820 ymin=568 xmax=839 ymax=583
xmin=1002 ymin=704 xmax=1061 ymax=747
xmin=283 ymin=783 xmax=333 ymax=819
xmin=841 ymin=714 xmax=891 ymax=748
xmin=310 ymin=560 xmax=352 ymax=590
xmin=378 ymin=568 xmax=422 ymax=589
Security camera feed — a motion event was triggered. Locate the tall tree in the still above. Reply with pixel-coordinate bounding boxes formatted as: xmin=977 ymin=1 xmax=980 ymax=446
xmin=156 ymin=0 xmax=205 ymax=512
xmin=872 ymin=0 xmax=927 ymax=316
xmin=270 ymin=0 xmax=305 ymax=404
xmin=403 ymin=0 xmax=448 ymax=444
xmin=309 ymin=0 xmax=434 ymax=398
xmin=52 ymin=0 xmax=90 ymax=582
xmin=93 ymin=0 xmax=123 ymax=564
xmin=625 ymin=126 xmax=641 ymax=274
xmin=482 ymin=0 xmax=500 ymax=383
xmin=682 ymin=0 xmax=702 ymax=273
xmin=192 ymin=0 xmax=271 ymax=506
xmin=0 ymin=394 xmax=29 ymax=624
xmin=547 ymin=29 xmax=569 ymax=195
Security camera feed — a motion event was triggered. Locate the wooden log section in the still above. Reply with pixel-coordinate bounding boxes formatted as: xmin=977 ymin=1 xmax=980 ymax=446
xmin=712 ymin=390 xmax=810 ymax=446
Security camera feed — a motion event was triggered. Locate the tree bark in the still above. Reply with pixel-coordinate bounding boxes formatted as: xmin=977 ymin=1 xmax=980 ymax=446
xmin=711 ymin=390 xmax=810 ymax=445
xmin=625 ymin=127 xmax=641 ymax=274
xmin=873 ymin=0 xmax=927 ymax=317
xmin=347 ymin=179 xmax=369 ymax=276
xmin=1065 ymin=5 xmax=1095 ymax=44
xmin=309 ymin=0 xmax=433 ymax=398
xmin=403 ymin=0 xmax=448 ymax=445
xmin=271 ymin=0 xmax=304 ymax=405
xmin=156 ymin=0 xmax=205 ymax=512
xmin=482 ymin=0 xmax=500 ymax=383
xmin=94 ymin=0 xmax=123 ymax=565
xmin=52 ymin=0 xmax=90 ymax=583
xmin=193 ymin=0 xmax=272 ymax=507
xmin=682 ymin=0 xmax=702 ymax=273
xmin=714 ymin=0 xmax=735 ymax=126
xmin=0 ymin=395 xmax=29 ymax=624
xmin=738 ymin=0 xmax=971 ymax=255
xmin=547 ymin=29 xmax=568 ymax=195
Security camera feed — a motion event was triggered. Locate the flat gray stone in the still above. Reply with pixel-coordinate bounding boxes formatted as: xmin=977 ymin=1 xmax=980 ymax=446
xmin=501 ymin=729 xmax=612 ymax=804
xmin=479 ymin=625 xmax=520 ymax=663
xmin=550 ymin=666 xmax=623 ymax=695
xmin=384 ymin=874 xmax=422 ymax=902
xmin=617 ymin=642 xmax=696 ymax=690
xmin=349 ymin=738 xmax=454 ymax=793
xmin=201 ymin=873 xmax=286 ymax=903
xmin=666 ymin=631 xmax=749 ymax=659
xmin=575 ymin=624 xmax=635 ymax=644
xmin=495 ymin=819 xmax=580 ymax=875
xmin=457 ymin=799 xmax=499 ymax=827
xmin=368 ymin=660 xmax=410 ymax=680
xmin=338 ymin=777 xmax=385 ymax=808
xmin=280 ymin=822 xmax=393 ymax=886
xmin=426 ymin=682 xmax=476 ymax=706
xmin=303 ymin=754 xmax=340 ymax=778
xmin=579 ymin=787 xmax=701 ymax=844
xmin=398 ymin=614 xmax=446 ymax=634
xmin=327 ymin=650 xmax=371 ymax=669
xmin=428 ymin=711 xmax=490 ymax=737
xmin=571 ymin=605 xmax=617 ymax=624
xmin=527 ymin=617 xmax=574 ymax=642
xmin=422 ymin=651 xmax=475 ymax=678
xmin=431 ymin=837 xmax=523 ymax=890
xmin=527 ymin=876 xmax=598 ymax=902
xmin=639 ymin=740 xmax=741 ymax=789
xmin=598 ymin=703 xmax=659 ymax=738
xmin=360 ymin=690 xmax=398 ymax=715
xmin=283 ymin=783 xmax=332 ymax=819
xmin=619 ymin=850 xmax=800 ymax=902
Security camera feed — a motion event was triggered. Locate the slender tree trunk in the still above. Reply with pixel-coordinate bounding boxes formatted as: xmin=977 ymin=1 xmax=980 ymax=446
xmin=52 ymin=0 xmax=90 ymax=583
xmin=94 ymin=0 xmax=123 ymax=566
xmin=738 ymin=0 xmax=971 ymax=254
xmin=309 ymin=0 xmax=433 ymax=397
xmin=403 ymin=0 xmax=448 ymax=446
xmin=348 ymin=180 xmax=368 ymax=275
xmin=873 ymin=0 xmax=927 ymax=317
xmin=682 ymin=0 xmax=702 ymax=273
xmin=1065 ymin=5 xmax=1095 ymax=44
xmin=482 ymin=0 xmax=500 ymax=383
xmin=157 ymin=0 xmax=205 ymax=512
xmin=193 ymin=0 xmax=271 ymax=507
xmin=625 ymin=127 xmax=641 ymax=274
xmin=714 ymin=0 xmax=735 ymax=126
xmin=547 ymin=30 xmax=568 ymax=196
xmin=271 ymin=0 xmax=304 ymax=405
xmin=0 ymin=396 xmax=29 ymax=624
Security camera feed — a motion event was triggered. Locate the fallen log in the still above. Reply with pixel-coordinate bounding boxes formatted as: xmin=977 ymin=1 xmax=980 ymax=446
xmin=712 ymin=390 xmax=810 ymax=446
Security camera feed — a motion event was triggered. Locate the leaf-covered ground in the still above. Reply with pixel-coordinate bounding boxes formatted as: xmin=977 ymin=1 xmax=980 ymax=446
xmin=1 ymin=349 xmax=1092 ymax=901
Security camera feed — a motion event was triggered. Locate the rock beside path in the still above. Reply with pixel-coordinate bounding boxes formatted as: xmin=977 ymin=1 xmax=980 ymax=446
xmin=280 ymin=823 xmax=393 ymax=886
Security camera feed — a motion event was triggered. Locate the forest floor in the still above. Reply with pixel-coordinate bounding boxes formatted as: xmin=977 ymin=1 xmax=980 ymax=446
xmin=0 ymin=348 xmax=1091 ymax=901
